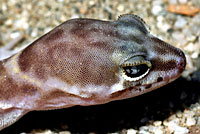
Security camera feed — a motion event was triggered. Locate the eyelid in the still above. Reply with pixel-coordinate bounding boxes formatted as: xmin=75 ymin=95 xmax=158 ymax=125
xmin=120 ymin=52 xmax=147 ymax=66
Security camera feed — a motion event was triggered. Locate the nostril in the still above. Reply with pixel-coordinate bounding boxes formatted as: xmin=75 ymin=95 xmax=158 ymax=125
xmin=179 ymin=62 xmax=184 ymax=68
xmin=179 ymin=60 xmax=185 ymax=69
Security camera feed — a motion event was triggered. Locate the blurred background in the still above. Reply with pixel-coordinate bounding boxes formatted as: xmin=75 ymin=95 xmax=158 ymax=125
xmin=0 ymin=0 xmax=200 ymax=134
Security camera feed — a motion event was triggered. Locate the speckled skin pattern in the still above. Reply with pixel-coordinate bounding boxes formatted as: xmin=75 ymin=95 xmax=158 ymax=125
xmin=0 ymin=14 xmax=186 ymax=130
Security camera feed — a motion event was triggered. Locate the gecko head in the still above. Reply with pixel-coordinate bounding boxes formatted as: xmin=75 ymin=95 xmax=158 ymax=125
xmin=109 ymin=14 xmax=186 ymax=100
xmin=15 ymin=14 xmax=186 ymax=104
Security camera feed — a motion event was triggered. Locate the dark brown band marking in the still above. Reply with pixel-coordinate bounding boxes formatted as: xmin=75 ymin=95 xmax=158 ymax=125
xmin=151 ymin=59 xmax=177 ymax=71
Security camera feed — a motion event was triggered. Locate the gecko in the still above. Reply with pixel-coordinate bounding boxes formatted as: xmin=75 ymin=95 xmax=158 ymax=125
xmin=0 ymin=14 xmax=186 ymax=130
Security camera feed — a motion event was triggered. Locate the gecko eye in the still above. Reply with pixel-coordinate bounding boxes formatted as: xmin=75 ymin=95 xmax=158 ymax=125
xmin=121 ymin=56 xmax=151 ymax=81
xmin=123 ymin=64 xmax=149 ymax=77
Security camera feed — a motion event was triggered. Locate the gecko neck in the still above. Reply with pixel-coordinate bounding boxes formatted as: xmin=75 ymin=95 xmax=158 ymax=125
xmin=0 ymin=59 xmax=16 ymax=106
xmin=0 ymin=59 xmax=41 ymax=110
xmin=0 ymin=59 xmax=18 ymax=97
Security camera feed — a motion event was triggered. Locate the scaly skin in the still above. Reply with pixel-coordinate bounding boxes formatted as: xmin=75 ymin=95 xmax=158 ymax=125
xmin=0 ymin=14 xmax=186 ymax=130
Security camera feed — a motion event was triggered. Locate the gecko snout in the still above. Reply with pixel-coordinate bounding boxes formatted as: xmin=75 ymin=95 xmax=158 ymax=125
xmin=176 ymin=49 xmax=186 ymax=74
xmin=150 ymin=37 xmax=186 ymax=74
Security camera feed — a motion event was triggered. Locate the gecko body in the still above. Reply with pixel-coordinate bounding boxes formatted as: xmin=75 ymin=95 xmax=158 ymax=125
xmin=0 ymin=14 xmax=186 ymax=130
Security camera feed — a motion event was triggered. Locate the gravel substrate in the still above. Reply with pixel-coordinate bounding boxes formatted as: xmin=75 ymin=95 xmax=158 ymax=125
xmin=0 ymin=0 xmax=200 ymax=134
